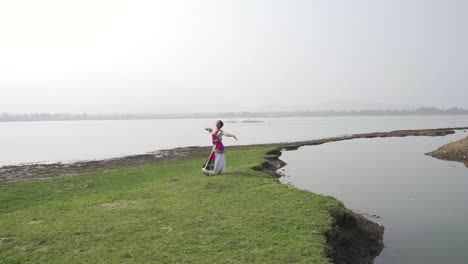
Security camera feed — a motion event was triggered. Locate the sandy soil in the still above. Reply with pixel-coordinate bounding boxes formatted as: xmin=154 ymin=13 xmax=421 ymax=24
xmin=427 ymin=135 xmax=468 ymax=167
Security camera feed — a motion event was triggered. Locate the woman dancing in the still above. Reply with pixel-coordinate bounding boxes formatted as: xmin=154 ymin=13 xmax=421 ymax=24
xmin=202 ymin=120 xmax=237 ymax=175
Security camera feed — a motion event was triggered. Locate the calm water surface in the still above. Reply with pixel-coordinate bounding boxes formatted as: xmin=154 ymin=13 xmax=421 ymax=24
xmin=280 ymin=132 xmax=468 ymax=264
xmin=0 ymin=115 xmax=467 ymax=166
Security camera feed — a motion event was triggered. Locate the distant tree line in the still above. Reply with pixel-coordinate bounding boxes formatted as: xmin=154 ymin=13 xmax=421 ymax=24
xmin=1 ymin=107 xmax=468 ymax=122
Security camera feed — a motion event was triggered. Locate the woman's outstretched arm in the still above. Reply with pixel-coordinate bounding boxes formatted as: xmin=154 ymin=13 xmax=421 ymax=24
xmin=224 ymin=133 xmax=238 ymax=141
xmin=205 ymin=128 xmax=213 ymax=133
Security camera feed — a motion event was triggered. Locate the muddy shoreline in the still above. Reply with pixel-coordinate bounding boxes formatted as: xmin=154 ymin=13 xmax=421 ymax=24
xmin=2 ymin=126 xmax=467 ymax=184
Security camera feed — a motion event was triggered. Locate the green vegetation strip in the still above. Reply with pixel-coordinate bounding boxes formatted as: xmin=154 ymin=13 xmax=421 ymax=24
xmin=0 ymin=147 xmax=346 ymax=264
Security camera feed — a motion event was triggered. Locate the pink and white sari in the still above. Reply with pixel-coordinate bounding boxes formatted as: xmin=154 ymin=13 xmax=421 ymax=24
xmin=202 ymin=130 xmax=226 ymax=175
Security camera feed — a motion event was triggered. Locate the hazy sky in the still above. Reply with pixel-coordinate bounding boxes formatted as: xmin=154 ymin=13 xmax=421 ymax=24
xmin=1 ymin=0 xmax=467 ymax=113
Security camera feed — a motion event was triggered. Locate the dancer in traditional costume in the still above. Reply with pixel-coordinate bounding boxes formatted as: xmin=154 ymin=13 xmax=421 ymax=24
xmin=202 ymin=120 xmax=237 ymax=175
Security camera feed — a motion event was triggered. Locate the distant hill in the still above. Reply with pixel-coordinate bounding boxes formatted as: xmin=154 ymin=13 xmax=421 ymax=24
xmin=1 ymin=107 xmax=467 ymax=122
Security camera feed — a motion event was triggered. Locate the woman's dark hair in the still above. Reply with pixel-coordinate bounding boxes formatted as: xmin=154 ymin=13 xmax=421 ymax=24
xmin=217 ymin=120 xmax=224 ymax=128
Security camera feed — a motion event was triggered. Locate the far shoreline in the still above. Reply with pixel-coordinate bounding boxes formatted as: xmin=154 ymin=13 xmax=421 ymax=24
xmin=1 ymin=110 xmax=468 ymax=123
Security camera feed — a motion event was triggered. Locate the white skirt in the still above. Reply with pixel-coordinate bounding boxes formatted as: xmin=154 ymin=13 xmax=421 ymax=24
xmin=202 ymin=153 xmax=226 ymax=175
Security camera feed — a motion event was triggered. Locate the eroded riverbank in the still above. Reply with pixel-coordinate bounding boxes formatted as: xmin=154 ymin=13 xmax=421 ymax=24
xmin=258 ymin=149 xmax=384 ymax=264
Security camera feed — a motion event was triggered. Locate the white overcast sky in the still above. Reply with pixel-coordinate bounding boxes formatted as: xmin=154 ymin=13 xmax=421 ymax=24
xmin=1 ymin=0 xmax=467 ymax=113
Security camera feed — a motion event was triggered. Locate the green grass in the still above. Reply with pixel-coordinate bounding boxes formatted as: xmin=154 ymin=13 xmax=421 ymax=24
xmin=0 ymin=147 xmax=345 ymax=264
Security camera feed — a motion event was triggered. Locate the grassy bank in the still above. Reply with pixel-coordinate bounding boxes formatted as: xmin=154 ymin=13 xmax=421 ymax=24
xmin=0 ymin=147 xmax=348 ymax=264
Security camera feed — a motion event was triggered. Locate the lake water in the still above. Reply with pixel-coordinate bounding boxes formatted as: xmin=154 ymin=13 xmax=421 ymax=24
xmin=279 ymin=131 xmax=468 ymax=264
xmin=0 ymin=115 xmax=468 ymax=166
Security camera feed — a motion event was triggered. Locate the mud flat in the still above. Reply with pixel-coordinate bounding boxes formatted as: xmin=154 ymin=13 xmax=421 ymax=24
xmin=426 ymin=135 xmax=468 ymax=167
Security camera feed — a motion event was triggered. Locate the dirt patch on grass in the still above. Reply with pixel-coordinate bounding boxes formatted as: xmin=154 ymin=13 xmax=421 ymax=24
xmin=100 ymin=200 xmax=140 ymax=210
xmin=25 ymin=220 xmax=43 ymax=225
xmin=0 ymin=236 xmax=15 ymax=243
xmin=426 ymin=136 xmax=468 ymax=167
